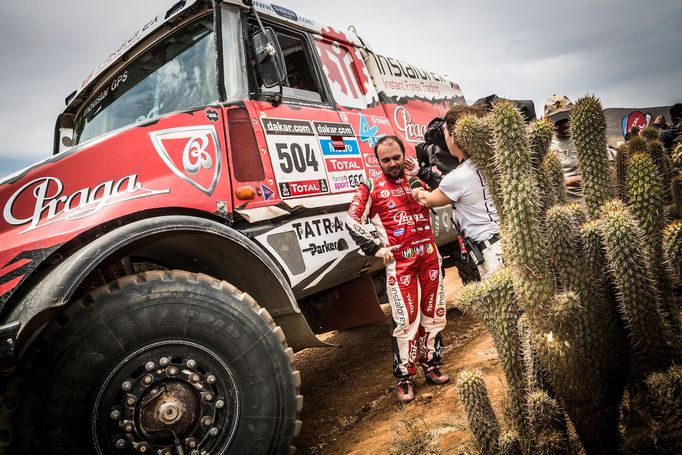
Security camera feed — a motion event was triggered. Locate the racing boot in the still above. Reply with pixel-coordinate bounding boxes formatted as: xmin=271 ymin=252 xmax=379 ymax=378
xmin=423 ymin=364 xmax=449 ymax=385
xmin=396 ymin=377 xmax=415 ymax=404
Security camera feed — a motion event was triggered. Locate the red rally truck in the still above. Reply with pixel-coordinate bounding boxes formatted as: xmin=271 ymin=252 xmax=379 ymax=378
xmin=0 ymin=1 xmax=465 ymax=453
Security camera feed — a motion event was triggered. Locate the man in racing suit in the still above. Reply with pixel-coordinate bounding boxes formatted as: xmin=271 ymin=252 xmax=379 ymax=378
xmin=346 ymin=135 xmax=449 ymax=404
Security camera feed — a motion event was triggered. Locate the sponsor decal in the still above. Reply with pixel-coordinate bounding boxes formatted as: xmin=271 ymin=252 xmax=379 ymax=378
xmin=205 ymin=109 xmax=219 ymax=122
xmin=339 ymin=112 xmax=349 ymax=123
xmin=424 ymin=224 xmax=430 ymax=230
xmin=390 ymin=286 xmax=406 ymax=326
xmin=260 ymin=184 xmax=274 ymax=201
xmin=408 ymin=340 xmax=418 ymax=363
xmin=621 ymin=111 xmax=652 ymax=138
xmin=426 ymin=294 xmax=435 ymax=312
xmin=4 ymin=175 xmax=169 ymax=234
xmin=363 ymin=154 xmax=379 ymax=167
xmin=429 ymin=269 xmax=439 ymax=281
xmin=388 ymin=276 xmax=397 ymax=286
xmin=442 ymin=213 xmax=451 ymax=231
xmin=279 ymin=179 xmax=328 ymax=198
xmin=319 ymin=138 xmax=361 ymax=157
xmin=368 ymin=168 xmax=382 ymax=179
xmin=325 ymin=157 xmax=363 ymax=172
xmin=380 ymin=190 xmax=390 ymax=199
xmin=426 ymin=243 xmax=435 ymax=254
xmin=393 ymin=211 xmax=428 ymax=226
xmin=150 ymin=125 xmax=222 ymax=195
xmin=402 ymin=248 xmax=414 ymax=258
xmin=302 ymin=239 xmax=344 ymax=255
xmin=329 ymin=173 xmax=363 ymax=192
xmin=359 ymin=113 xmax=380 ymax=148
xmin=436 ymin=307 xmax=445 ymax=318
xmin=313 ymin=121 xmax=355 ymax=137
xmin=393 ymin=106 xmax=427 ymax=143
xmin=400 ymin=275 xmax=411 ymax=286
xmin=388 ymin=200 xmax=396 ymax=209
xmin=393 ymin=227 xmax=405 ymax=236
xmin=262 ymin=118 xmax=315 ymax=136
xmin=415 ymin=245 xmax=424 ymax=256
xmin=292 ymin=216 xmax=344 ymax=240
xmin=270 ymin=3 xmax=299 ymax=21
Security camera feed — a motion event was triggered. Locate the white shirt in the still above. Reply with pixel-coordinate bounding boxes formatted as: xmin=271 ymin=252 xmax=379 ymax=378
xmin=439 ymin=158 xmax=499 ymax=242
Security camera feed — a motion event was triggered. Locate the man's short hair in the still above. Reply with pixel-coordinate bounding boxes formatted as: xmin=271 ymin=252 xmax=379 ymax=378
xmin=374 ymin=135 xmax=405 ymax=157
xmin=444 ymin=104 xmax=485 ymax=137
xmin=670 ymin=103 xmax=682 ymax=123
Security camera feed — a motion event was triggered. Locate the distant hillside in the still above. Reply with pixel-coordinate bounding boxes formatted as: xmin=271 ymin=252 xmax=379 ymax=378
xmin=604 ymin=106 xmax=672 ymax=146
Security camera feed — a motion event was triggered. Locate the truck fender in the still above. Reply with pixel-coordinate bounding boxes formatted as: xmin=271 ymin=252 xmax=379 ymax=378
xmin=5 ymin=215 xmax=327 ymax=360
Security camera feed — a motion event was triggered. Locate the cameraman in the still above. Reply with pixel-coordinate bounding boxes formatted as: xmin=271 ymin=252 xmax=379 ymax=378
xmin=412 ymin=105 xmax=503 ymax=281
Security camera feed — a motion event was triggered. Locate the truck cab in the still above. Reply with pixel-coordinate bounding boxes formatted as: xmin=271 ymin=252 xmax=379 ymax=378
xmin=0 ymin=1 xmax=465 ymax=453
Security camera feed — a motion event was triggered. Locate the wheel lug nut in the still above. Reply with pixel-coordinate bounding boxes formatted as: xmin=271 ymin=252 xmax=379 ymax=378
xmin=159 ymin=356 xmax=170 ymax=367
xmin=184 ymin=437 xmax=198 ymax=449
xmin=121 ymin=381 xmax=132 ymax=391
xmin=215 ymin=399 xmax=225 ymax=409
xmin=137 ymin=442 xmax=150 ymax=453
xmin=142 ymin=374 xmax=153 ymax=385
xmin=207 ymin=374 xmax=216 ymax=384
xmin=201 ymin=416 xmax=213 ymax=427
xmin=122 ymin=420 xmax=134 ymax=433
xmin=145 ymin=361 xmax=155 ymax=371
xmin=167 ymin=366 xmax=178 ymax=376
xmin=115 ymin=439 xmax=126 ymax=449
xmin=190 ymin=373 xmax=200 ymax=383
xmin=126 ymin=396 xmax=136 ymax=407
xmin=110 ymin=410 xmax=121 ymax=420
xmin=209 ymin=427 xmax=219 ymax=437
xmin=203 ymin=392 xmax=213 ymax=402
xmin=186 ymin=359 xmax=197 ymax=369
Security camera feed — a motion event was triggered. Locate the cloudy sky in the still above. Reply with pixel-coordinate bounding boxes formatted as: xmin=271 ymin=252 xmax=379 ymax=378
xmin=1 ymin=0 xmax=680 ymax=177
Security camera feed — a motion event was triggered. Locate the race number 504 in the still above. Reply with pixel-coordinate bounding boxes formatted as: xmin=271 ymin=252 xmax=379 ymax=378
xmin=275 ymin=143 xmax=320 ymax=174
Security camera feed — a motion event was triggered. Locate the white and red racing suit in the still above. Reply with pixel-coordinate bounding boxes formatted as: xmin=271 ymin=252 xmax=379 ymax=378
xmin=346 ymin=173 xmax=446 ymax=379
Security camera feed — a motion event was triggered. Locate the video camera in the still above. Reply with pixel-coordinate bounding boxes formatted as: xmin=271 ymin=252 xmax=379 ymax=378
xmin=424 ymin=117 xmax=448 ymax=151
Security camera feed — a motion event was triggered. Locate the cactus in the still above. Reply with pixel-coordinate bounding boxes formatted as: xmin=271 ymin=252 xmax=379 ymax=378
xmin=672 ymin=175 xmax=682 ymax=216
xmin=526 ymin=391 xmax=569 ymax=455
xmin=569 ymin=96 xmax=613 ymax=218
xmin=673 ymin=143 xmax=682 ymax=171
xmin=641 ymin=126 xmax=660 ymax=141
xmin=455 ymin=113 xmax=505 ymax=219
xmin=628 ymin=135 xmax=648 ymax=154
xmin=647 ymin=139 xmax=673 ymax=204
xmin=457 ymin=369 xmax=501 ymax=455
xmin=600 ymin=201 xmax=680 ymax=377
xmin=528 ymin=118 xmax=555 ymax=170
xmin=541 ymin=151 xmax=567 ymax=205
xmin=457 ymin=269 xmax=528 ymax=440
xmin=498 ymin=432 xmax=523 ymax=455
xmin=545 ymin=204 xmax=586 ymax=292
xmin=645 ymin=365 xmax=682 ymax=452
xmin=615 ymin=143 xmax=629 ymax=202
xmin=663 ymin=221 xmax=682 ymax=284
xmin=518 ymin=315 xmax=552 ymax=396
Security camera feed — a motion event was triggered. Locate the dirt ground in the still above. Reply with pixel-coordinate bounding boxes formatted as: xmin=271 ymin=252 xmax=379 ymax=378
xmin=293 ymin=267 xmax=506 ymax=454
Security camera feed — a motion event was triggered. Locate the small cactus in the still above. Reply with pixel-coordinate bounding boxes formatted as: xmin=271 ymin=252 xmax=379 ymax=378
xmin=528 ymin=118 xmax=555 ymax=170
xmin=672 ymin=175 xmax=682 ymax=216
xmin=641 ymin=126 xmax=660 ymax=141
xmin=569 ymin=95 xmax=613 ymax=218
xmin=457 ymin=369 xmax=501 ymax=455
xmin=663 ymin=221 xmax=682 ymax=284
xmin=647 ymin=139 xmax=673 ymax=204
xmin=615 ymin=143 xmax=629 ymax=202
xmin=526 ymin=391 xmax=569 ymax=455
xmin=541 ymin=151 xmax=567 ymax=205
xmin=628 ymin=135 xmax=648 ymax=154
xmin=499 ymin=431 xmax=522 ymax=455
xmin=645 ymin=365 xmax=682 ymax=452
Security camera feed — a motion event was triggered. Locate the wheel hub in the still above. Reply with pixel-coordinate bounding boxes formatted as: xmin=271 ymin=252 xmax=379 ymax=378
xmin=93 ymin=341 xmax=239 ymax=454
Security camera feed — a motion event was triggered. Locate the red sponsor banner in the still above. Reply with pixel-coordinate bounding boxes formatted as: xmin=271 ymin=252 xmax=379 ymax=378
xmin=325 ymin=157 xmax=363 ymax=172
xmin=280 ymin=179 xmax=329 ymax=197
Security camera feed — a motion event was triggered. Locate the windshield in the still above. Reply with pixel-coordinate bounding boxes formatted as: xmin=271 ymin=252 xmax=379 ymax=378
xmin=74 ymin=16 xmax=218 ymax=145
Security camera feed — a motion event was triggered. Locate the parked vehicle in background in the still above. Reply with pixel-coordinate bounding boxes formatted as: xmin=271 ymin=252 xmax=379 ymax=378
xmin=0 ymin=1 xmax=466 ymax=453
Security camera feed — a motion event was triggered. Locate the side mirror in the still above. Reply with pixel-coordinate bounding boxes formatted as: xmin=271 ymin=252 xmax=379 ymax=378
xmin=251 ymin=28 xmax=286 ymax=88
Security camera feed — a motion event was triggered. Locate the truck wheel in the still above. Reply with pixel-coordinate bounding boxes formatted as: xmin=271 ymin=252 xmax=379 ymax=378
xmin=5 ymin=270 xmax=301 ymax=455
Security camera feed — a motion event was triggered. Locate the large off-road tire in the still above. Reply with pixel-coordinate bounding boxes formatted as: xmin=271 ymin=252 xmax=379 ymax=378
xmin=2 ymin=271 xmax=301 ymax=454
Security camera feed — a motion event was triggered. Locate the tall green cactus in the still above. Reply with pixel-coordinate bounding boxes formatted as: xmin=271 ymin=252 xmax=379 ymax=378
xmin=526 ymin=391 xmax=569 ymax=455
xmin=528 ymin=118 xmax=555 ymax=170
xmin=600 ymin=200 xmax=680 ymax=377
xmin=628 ymin=135 xmax=648 ymax=154
xmin=672 ymin=175 xmax=682 ymax=218
xmin=545 ymin=204 xmax=586 ymax=292
xmin=663 ymin=220 xmax=682 ymax=285
xmin=541 ymin=151 xmax=567 ymax=205
xmin=647 ymin=139 xmax=673 ymax=204
xmin=455 ymin=113 xmax=505 ymax=219
xmin=640 ymin=126 xmax=660 ymax=142
xmin=457 ymin=369 xmax=501 ymax=455
xmin=569 ymin=96 xmax=613 ymax=218
xmin=456 ymin=269 xmax=528 ymax=441
xmin=615 ymin=143 xmax=629 ymax=202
